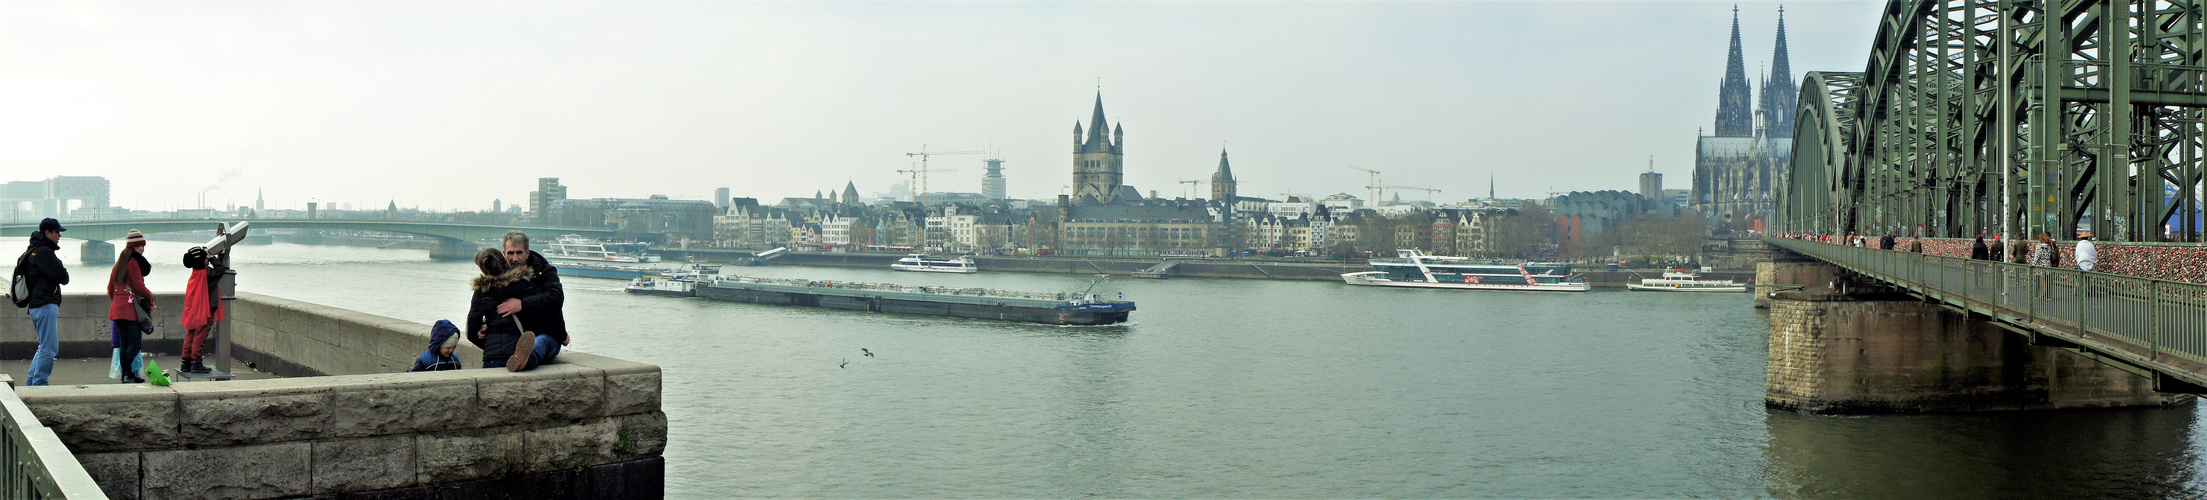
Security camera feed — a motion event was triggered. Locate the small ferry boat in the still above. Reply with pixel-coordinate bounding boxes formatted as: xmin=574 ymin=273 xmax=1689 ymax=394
xmin=544 ymin=235 xmax=662 ymax=264
xmin=624 ymin=275 xmax=699 ymax=297
xmin=696 ymin=275 xmax=1133 ymax=325
xmin=1626 ymin=271 xmax=1747 ymax=292
xmin=889 ymin=254 xmax=978 ymax=274
xmin=1341 ymin=249 xmax=1590 ymax=292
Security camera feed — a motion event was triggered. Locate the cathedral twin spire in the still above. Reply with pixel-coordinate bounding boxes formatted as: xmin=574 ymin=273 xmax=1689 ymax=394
xmin=1714 ymin=5 xmax=1792 ymax=139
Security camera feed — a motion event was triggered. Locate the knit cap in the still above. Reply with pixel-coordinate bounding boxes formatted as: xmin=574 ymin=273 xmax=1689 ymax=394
xmin=124 ymin=229 xmax=146 ymax=248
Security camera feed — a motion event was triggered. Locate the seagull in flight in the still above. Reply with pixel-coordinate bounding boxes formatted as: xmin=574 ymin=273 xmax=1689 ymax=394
xmin=839 ymin=359 xmax=848 ymax=369
xmin=861 ymin=348 xmax=874 ymax=358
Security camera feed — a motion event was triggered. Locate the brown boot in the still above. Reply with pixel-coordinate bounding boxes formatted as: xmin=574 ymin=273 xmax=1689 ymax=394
xmin=507 ymin=331 xmax=537 ymax=372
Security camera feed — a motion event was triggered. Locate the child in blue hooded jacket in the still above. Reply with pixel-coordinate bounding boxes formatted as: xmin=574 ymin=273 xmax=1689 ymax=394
xmin=409 ymin=320 xmax=464 ymax=372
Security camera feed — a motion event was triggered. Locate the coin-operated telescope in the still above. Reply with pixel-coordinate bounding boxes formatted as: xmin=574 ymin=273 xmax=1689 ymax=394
xmin=182 ymin=222 xmax=249 ymax=381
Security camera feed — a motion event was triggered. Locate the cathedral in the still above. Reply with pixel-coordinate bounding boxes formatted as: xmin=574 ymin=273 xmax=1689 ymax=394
xmin=1692 ymin=6 xmax=1794 ymax=232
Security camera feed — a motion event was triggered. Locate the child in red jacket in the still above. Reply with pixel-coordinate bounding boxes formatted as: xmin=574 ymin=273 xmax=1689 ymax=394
xmin=179 ymin=247 xmax=223 ymax=374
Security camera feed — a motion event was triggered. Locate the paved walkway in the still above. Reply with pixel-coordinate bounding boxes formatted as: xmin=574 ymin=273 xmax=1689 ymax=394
xmin=0 ymin=354 xmax=279 ymax=387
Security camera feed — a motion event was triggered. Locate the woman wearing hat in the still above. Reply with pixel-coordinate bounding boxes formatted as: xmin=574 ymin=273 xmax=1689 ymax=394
xmin=106 ymin=230 xmax=154 ymax=384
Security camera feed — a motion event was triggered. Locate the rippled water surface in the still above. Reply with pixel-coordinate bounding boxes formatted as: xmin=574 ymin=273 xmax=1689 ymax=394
xmin=55 ymin=241 xmax=2207 ymax=497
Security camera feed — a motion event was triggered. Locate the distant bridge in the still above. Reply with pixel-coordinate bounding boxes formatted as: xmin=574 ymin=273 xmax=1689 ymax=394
xmin=0 ymin=219 xmax=617 ymax=261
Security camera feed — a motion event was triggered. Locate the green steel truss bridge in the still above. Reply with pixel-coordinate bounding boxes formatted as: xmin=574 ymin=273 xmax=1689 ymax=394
xmin=0 ymin=219 xmax=616 ymax=259
xmin=1778 ymin=0 xmax=2207 ymax=241
xmin=1767 ymin=0 xmax=2207 ymax=393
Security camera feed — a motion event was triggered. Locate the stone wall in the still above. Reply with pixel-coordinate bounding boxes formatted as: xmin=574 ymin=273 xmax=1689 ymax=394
xmin=0 ymin=292 xmax=187 ymax=359
xmin=6 ymin=293 xmax=665 ymax=499
xmin=1753 ymin=260 xmax=1841 ymax=309
xmin=224 ymin=292 xmax=487 ymax=377
xmin=1765 ymin=295 xmax=2192 ymax=413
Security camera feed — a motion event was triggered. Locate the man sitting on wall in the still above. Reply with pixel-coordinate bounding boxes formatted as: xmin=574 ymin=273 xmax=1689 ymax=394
xmin=487 ymin=231 xmax=568 ymax=371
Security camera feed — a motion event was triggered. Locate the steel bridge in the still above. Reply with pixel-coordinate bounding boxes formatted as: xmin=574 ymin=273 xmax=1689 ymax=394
xmin=1778 ymin=0 xmax=2207 ymax=242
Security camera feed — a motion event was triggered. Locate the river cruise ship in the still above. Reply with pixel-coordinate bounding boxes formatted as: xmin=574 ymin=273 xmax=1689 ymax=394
xmin=545 ymin=235 xmax=663 ymax=264
xmin=1625 ymin=271 xmax=1747 ymax=292
xmin=1341 ymin=249 xmax=1590 ymax=292
xmin=890 ymin=254 xmax=978 ymax=274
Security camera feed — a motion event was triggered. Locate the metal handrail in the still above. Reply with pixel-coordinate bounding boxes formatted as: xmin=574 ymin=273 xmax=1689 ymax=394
xmin=0 ymin=376 xmax=105 ymax=499
xmin=1766 ymin=237 xmax=2207 ymax=382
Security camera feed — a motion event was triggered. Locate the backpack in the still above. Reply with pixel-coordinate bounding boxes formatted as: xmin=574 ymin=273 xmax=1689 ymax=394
xmin=9 ymin=251 xmax=30 ymax=308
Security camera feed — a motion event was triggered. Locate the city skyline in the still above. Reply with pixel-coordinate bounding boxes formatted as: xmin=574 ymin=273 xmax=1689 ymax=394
xmin=0 ymin=1 xmax=1881 ymax=212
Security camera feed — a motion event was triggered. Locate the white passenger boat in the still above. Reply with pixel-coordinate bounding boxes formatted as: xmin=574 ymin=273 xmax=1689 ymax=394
xmin=889 ymin=254 xmax=978 ymax=274
xmin=544 ymin=235 xmax=662 ymax=264
xmin=1626 ymin=271 xmax=1747 ymax=292
xmin=1341 ymin=249 xmax=1590 ymax=292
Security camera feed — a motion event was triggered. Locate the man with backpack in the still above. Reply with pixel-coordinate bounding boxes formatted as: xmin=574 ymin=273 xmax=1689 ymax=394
xmin=12 ymin=219 xmax=70 ymax=386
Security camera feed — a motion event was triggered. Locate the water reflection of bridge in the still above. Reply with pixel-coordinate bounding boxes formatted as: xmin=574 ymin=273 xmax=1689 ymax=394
xmin=0 ymin=219 xmax=614 ymax=262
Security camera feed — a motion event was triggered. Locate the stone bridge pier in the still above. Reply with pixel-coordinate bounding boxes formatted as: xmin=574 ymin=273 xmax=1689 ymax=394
xmin=1759 ymin=260 xmax=2192 ymax=414
xmin=426 ymin=236 xmax=472 ymax=261
xmin=80 ymin=240 xmax=113 ymax=265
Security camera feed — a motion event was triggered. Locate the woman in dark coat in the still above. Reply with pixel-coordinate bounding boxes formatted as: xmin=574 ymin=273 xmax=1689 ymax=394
xmin=467 ymin=248 xmax=538 ymax=370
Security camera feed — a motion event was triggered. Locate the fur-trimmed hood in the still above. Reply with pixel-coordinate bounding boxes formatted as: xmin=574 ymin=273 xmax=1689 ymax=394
xmin=471 ymin=266 xmax=535 ymax=292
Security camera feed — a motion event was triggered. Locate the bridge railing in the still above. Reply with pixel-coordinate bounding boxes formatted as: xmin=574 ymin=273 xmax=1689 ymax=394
xmin=0 ymin=376 xmax=104 ymax=499
xmin=1767 ymin=238 xmax=2207 ymax=369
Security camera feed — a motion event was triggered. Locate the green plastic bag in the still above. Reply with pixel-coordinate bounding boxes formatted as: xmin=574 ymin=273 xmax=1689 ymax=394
xmin=143 ymin=359 xmax=170 ymax=386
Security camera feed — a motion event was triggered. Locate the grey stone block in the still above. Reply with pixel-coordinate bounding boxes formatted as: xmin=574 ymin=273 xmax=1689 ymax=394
xmin=312 ymin=435 xmax=416 ymax=494
xmin=562 ymin=353 xmax=662 ymax=416
xmin=521 ymin=418 xmax=619 ymax=475
xmin=74 ymin=452 xmax=141 ymax=500
xmin=617 ymin=411 xmax=668 ymax=459
xmin=416 ymin=427 xmax=522 ymax=484
xmin=479 ymin=363 xmax=606 ymax=426
xmin=142 ymin=441 xmax=311 ymax=499
xmin=328 ymin=371 xmax=480 ymax=438
xmin=20 ymin=385 xmax=180 ymax=452
xmin=174 ymin=378 xmax=336 ymax=446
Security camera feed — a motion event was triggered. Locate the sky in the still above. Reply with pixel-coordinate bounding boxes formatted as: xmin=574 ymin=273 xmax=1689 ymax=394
xmin=0 ymin=0 xmax=1885 ymax=213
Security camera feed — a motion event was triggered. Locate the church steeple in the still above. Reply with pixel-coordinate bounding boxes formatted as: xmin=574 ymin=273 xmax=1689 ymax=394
xmin=1714 ymin=5 xmax=1754 ymax=137
xmin=1758 ymin=6 xmax=1797 ymax=139
xmin=1210 ymin=149 xmax=1237 ymax=202
xmin=1083 ymin=93 xmax=1113 ymax=153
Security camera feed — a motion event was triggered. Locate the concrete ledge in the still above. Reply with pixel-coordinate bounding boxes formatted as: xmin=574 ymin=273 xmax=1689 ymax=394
xmin=10 ymin=293 xmax=665 ymax=499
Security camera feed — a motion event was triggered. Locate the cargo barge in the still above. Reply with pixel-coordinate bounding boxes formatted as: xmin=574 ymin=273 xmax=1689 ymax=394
xmin=696 ymin=275 xmax=1135 ymax=325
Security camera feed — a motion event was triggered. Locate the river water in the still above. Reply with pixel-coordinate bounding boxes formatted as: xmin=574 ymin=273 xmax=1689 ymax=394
xmin=53 ymin=241 xmax=2207 ymax=497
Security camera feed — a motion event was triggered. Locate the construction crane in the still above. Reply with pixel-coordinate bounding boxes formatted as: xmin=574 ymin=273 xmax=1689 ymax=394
xmin=1178 ymin=179 xmax=1208 ymax=199
xmin=901 ymin=145 xmax=983 ymax=207
xmin=1346 ymin=166 xmax=1382 ymax=203
xmin=1379 ymin=184 xmax=1442 ymax=203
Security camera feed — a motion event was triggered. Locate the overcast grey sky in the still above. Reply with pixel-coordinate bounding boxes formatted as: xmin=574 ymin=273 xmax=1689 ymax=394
xmin=0 ymin=1 xmax=1884 ymax=212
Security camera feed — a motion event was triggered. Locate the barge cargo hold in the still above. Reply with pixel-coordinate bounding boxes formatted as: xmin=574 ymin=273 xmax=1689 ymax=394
xmin=697 ymin=276 xmax=1135 ymax=325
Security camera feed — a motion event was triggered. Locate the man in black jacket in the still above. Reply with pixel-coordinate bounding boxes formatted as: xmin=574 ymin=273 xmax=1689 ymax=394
xmin=492 ymin=231 xmax=567 ymax=371
xmin=15 ymin=219 xmax=68 ymax=386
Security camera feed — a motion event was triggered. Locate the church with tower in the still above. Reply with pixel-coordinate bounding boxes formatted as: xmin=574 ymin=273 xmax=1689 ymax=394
xmin=1692 ymin=6 xmax=1795 ymax=233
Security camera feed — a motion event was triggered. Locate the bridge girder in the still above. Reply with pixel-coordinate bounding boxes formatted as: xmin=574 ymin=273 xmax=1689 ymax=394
xmin=0 ymin=220 xmax=618 ymax=246
xmin=1778 ymin=0 xmax=2207 ymax=243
